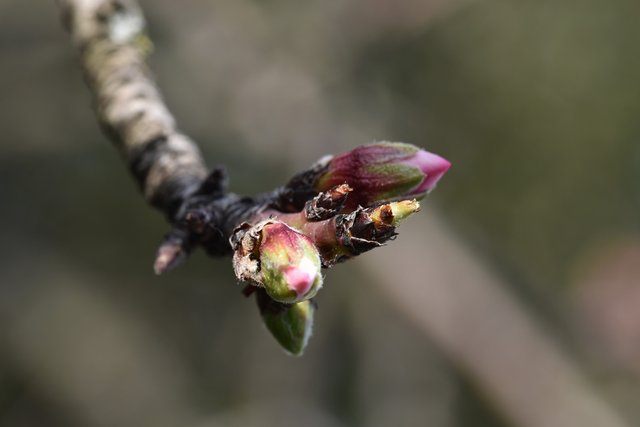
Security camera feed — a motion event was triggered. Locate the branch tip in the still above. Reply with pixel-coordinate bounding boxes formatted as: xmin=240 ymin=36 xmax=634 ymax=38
xmin=153 ymin=229 xmax=192 ymax=274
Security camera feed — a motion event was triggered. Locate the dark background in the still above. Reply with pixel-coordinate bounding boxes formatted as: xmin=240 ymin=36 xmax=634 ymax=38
xmin=1 ymin=0 xmax=639 ymax=426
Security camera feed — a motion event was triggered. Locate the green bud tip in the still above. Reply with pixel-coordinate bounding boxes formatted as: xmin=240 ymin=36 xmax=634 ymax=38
xmin=370 ymin=200 xmax=420 ymax=227
xmin=257 ymin=290 xmax=315 ymax=356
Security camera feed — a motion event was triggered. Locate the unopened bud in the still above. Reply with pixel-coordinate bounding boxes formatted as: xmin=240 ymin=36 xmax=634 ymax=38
xmin=231 ymin=220 xmax=323 ymax=304
xmin=257 ymin=289 xmax=314 ymax=356
xmin=316 ymin=142 xmax=450 ymax=207
xmin=369 ymin=200 xmax=420 ymax=227
xmin=323 ymin=200 xmax=421 ymax=265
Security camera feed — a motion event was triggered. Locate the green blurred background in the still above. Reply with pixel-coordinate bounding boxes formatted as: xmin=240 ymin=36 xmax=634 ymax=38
xmin=1 ymin=0 xmax=639 ymax=426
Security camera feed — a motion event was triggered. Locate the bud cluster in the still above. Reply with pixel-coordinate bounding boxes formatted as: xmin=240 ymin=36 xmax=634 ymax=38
xmin=157 ymin=141 xmax=450 ymax=355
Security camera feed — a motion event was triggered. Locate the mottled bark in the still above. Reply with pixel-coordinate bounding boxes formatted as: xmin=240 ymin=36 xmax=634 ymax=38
xmin=57 ymin=0 xmax=282 ymax=270
xmin=57 ymin=0 xmax=207 ymax=218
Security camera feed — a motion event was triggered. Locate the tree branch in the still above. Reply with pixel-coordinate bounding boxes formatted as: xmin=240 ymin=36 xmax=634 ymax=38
xmin=58 ymin=0 xmax=450 ymax=354
xmin=57 ymin=0 xmax=322 ymax=265
xmin=57 ymin=0 xmax=208 ymax=218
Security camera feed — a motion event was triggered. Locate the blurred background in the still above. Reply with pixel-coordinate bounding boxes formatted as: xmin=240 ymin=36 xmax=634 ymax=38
xmin=1 ymin=0 xmax=639 ymax=426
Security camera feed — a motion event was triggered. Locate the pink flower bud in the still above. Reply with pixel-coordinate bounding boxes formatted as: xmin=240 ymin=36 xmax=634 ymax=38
xmin=315 ymin=142 xmax=450 ymax=207
xmin=232 ymin=220 xmax=323 ymax=304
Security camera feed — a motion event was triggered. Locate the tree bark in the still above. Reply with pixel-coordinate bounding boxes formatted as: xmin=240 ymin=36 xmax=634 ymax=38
xmin=57 ymin=0 xmax=208 ymax=219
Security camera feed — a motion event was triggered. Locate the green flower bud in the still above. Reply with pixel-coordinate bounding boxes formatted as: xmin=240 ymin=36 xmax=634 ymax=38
xmin=369 ymin=199 xmax=421 ymax=227
xmin=257 ymin=289 xmax=315 ymax=356
xmin=231 ymin=220 xmax=323 ymax=304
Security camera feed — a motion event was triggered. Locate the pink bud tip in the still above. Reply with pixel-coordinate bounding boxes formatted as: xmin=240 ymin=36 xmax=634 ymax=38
xmin=283 ymin=257 xmax=318 ymax=297
xmin=407 ymin=150 xmax=452 ymax=194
